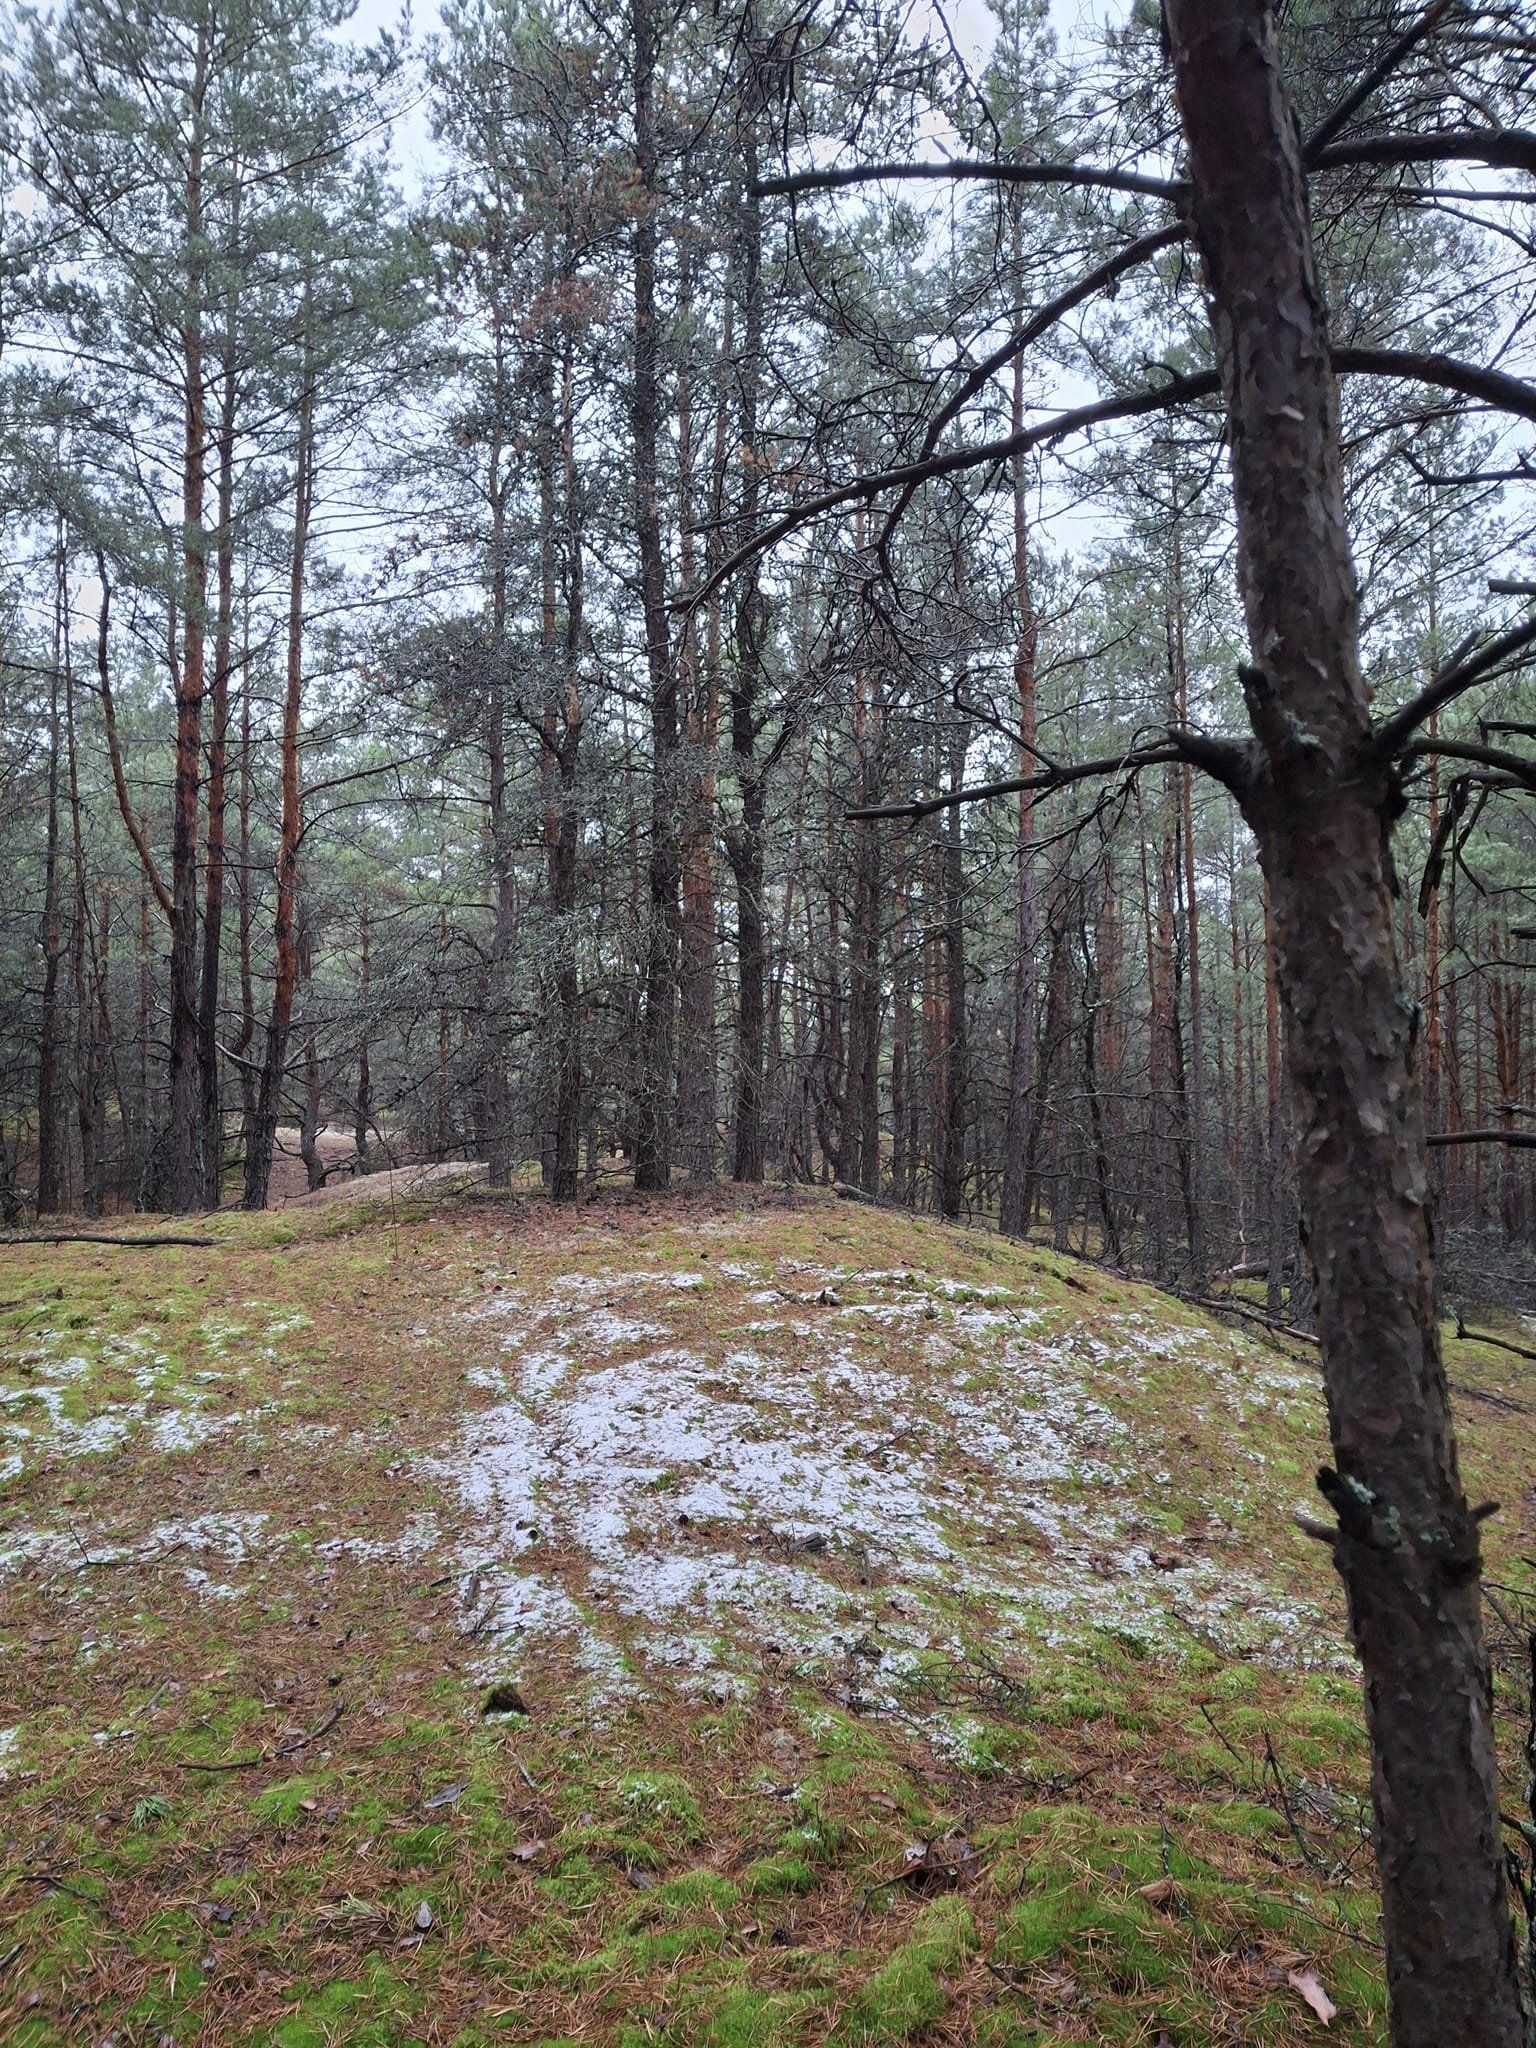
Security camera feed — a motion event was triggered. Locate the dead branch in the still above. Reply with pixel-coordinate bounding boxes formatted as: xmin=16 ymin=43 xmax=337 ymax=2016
xmin=2 ymin=1231 xmax=221 ymax=1248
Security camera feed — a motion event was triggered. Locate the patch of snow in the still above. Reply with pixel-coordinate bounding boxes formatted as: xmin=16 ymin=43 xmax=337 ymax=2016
xmin=434 ymin=1262 xmax=1341 ymax=1706
xmin=183 ymin=1569 xmax=245 ymax=1599
xmin=316 ymin=1512 xmax=440 ymax=1564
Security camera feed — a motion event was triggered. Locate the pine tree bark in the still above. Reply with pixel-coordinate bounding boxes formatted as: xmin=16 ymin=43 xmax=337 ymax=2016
xmin=36 ymin=591 xmax=63 ymax=1219
xmin=196 ymin=179 xmax=242 ymax=1210
xmin=999 ymin=342 xmax=1039 ymax=1238
xmin=244 ymin=310 xmax=315 ymax=1210
xmin=1166 ymin=5 xmax=1524 ymax=2036
xmin=164 ymin=37 xmax=211 ymax=1212
xmin=65 ymin=639 xmax=104 ymax=1216
xmin=675 ymin=255 xmax=719 ymax=1184
xmin=726 ymin=113 xmax=768 ymax=1185
xmin=234 ymin=600 xmax=257 ymax=1155
xmin=841 ymin=651 xmax=883 ymax=1195
xmin=355 ymin=906 xmax=372 ymax=1174
xmin=936 ymin=711 xmax=969 ymax=1220
xmin=547 ymin=329 xmax=585 ymax=1204
xmin=630 ymin=0 xmax=678 ymax=1192
xmin=1169 ymin=521 xmax=1207 ymax=1282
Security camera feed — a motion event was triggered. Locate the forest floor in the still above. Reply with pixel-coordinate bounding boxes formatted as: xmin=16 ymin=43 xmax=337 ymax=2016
xmin=2 ymin=1183 xmax=1534 ymax=2047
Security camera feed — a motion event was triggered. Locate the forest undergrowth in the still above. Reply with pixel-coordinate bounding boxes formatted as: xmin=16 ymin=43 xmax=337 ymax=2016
xmin=3 ymin=1184 xmax=1534 ymax=2047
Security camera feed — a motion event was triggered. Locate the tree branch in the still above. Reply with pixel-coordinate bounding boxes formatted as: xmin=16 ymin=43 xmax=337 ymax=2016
xmin=1302 ymin=0 xmax=1455 ymax=161
xmin=91 ymin=552 xmax=172 ymax=924
xmin=750 ymin=157 xmax=1185 ymax=203
xmin=1403 ymin=735 xmax=1536 ymax=790
xmin=879 ymin=220 xmax=1188 ymax=549
xmin=1429 ymin=1129 xmax=1536 ymax=1148
xmin=674 ymin=369 xmax=1221 ymax=615
xmin=847 ymin=729 xmax=1249 ymax=822
xmin=1374 ymin=613 xmax=1536 ymax=759
xmin=1314 ymin=129 xmax=1536 ymax=185
xmin=1335 ymin=346 xmax=1536 ymax=426
xmin=679 ymin=350 xmax=1535 ymax=615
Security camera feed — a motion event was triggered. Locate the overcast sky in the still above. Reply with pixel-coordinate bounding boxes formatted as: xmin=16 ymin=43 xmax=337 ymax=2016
xmin=339 ymin=0 xmax=1125 ymax=191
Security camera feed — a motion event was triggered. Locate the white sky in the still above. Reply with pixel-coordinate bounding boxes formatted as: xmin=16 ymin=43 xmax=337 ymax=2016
xmin=340 ymin=0 xmax=1126 ymax=191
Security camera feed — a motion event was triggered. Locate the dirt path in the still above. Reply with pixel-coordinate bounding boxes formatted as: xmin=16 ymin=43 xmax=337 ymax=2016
xmin=255 ymin=1126 xmax=488 ymax=1207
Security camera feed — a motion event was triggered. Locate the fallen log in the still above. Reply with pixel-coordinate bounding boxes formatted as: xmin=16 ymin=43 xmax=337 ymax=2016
xmin=1 ymin=1232 xmax=220 ymax=1249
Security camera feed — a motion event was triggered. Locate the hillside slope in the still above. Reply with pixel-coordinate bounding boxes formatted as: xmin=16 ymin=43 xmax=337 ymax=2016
xmin=2 ymin=1186 xmax=1532 ymax=2046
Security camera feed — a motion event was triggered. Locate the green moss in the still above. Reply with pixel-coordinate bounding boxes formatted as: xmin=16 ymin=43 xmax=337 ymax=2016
xmin=617 ymin=1770 xmax=704 ymax=1838
xmin=779 ymin=1791 xmax=845 ymax=1864
xmin=389 ymin=1821 xmax=454 ymax=1866
xmin=538 ymin=1856 xmax=609 ymax=1908
xmin=685 ymin=1983 xmax=818 ymax=2046
xmin=845 ymin=1896 xmax=975 ymax=2042
xmin=252 ymin=1774 xmax=333 ymax=1826
xmin=741 ymin=1854 xmax=817 ymax=1899
xmin=1204 ymin=1798 xmax=1285 ymax=1840
xmin=660 ymin=1870 xmax=738 ymax=1912
xmin=596 ymin=1921 xmax=728 ymax=1972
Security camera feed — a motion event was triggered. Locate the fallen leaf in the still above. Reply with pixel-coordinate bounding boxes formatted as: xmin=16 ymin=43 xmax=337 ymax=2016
xmin=1138 ymin=1876 xmax=1183 ymax=1912
xmin=1288 ymin=1968 xmax=1337 ymax=2025
xmin=423 ymin=1782 xmax=467 ymax=1809
xmin=413 ymin=1899 xmax=434 ymax=1933
xmin=511 ymin=1839 xmax=545 ymax=1862
xmin=888 ymin=1835 xmax=980 ymax=1891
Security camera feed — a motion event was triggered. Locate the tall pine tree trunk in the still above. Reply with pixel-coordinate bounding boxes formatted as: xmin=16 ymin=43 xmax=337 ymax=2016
xmin=36 ymin=564 xmax=63 ymax=1218
xmin=630 ymin=0 xmax=678 ymax=1192
xmin=936 ymin=711 xmax=969 ymax=1220
xmin=1000 ymin=315 xmax=1039 ymax=1237
xmin=196 ymin=181 xmax=241 ymax=1209
xmin=727 ymin=108 xmax=768 ymax=1185
xmin=1167 ymin=7 xmax=1524 ymax=2034
xmin=244 ymin=314 xmax=315 ymax=1210
xmin=164 ymin=42 xmax=211 ymax=1212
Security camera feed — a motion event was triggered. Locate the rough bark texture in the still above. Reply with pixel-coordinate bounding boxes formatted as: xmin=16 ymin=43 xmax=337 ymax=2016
xmin=999 ymin=339 xmax=1039 ymax=1239
xmin=1165 ymin=4 xmax=1524 ymax=2039
xmin=164 ymin=48 xmax=210 ymax=1213
xmin=355 ymin=907 xmax=372 ymax=1174
xmin=630 ymin=0 xmax=679 ymax=1193
xmin=841 ymin=659 xmax=883 ymax=1195
xmin=197 ymin=302 xmax=239 ymax=1211
xmin=551 ymin=332 xmax=586 ymax=1201
xmin=727 ymin=113 xmax=768 ymax=1186
xmin=675 ymin=256 xmax=719 ymax=1185
xmin=36 ymin=634 xmax=63 ymax=1218
xmin=244 ymin=328 xmax=314 ymax=1211
xmin=936 ymin=712 xmax=969 ymax=1221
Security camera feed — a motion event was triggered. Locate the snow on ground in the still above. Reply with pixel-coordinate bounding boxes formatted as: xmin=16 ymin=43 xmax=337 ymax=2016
xmin=0 ymin=1231 xmax=1338 ymax=1705
xmin=443 ymin=1260 xmax=1341 ymax=1703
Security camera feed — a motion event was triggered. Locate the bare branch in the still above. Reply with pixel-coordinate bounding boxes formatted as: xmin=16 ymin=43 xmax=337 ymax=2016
xmin=1373 ymin=613 xmax=1536 ymax=760
xmin=673 ymin=369 xmax=1222 ymax=615
xmin=1336 ymin=346 xmax=1536 ymax=425
xmin=750 ymin=157 xmax=1186 ymax=203
xmin=1429 ymin=1129 xmax=1536 ymax=1148
xmin=847 ymin=729 xmax=1249 ymax=823
xmin=1314 ymin=129 xmax=1536 ymax=185
xmin=878 ymin=220 xmax=1188 ymax=549
xmin=682 ymin=343 xmax=1535 ymax=613
xmin=91 ymin=552 xmax=173 ymax=924
xmin=1403 ymin=735 xmax=1536 ymax=789
xmin=1302 ymin=0 xmax=1455 ymax=161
